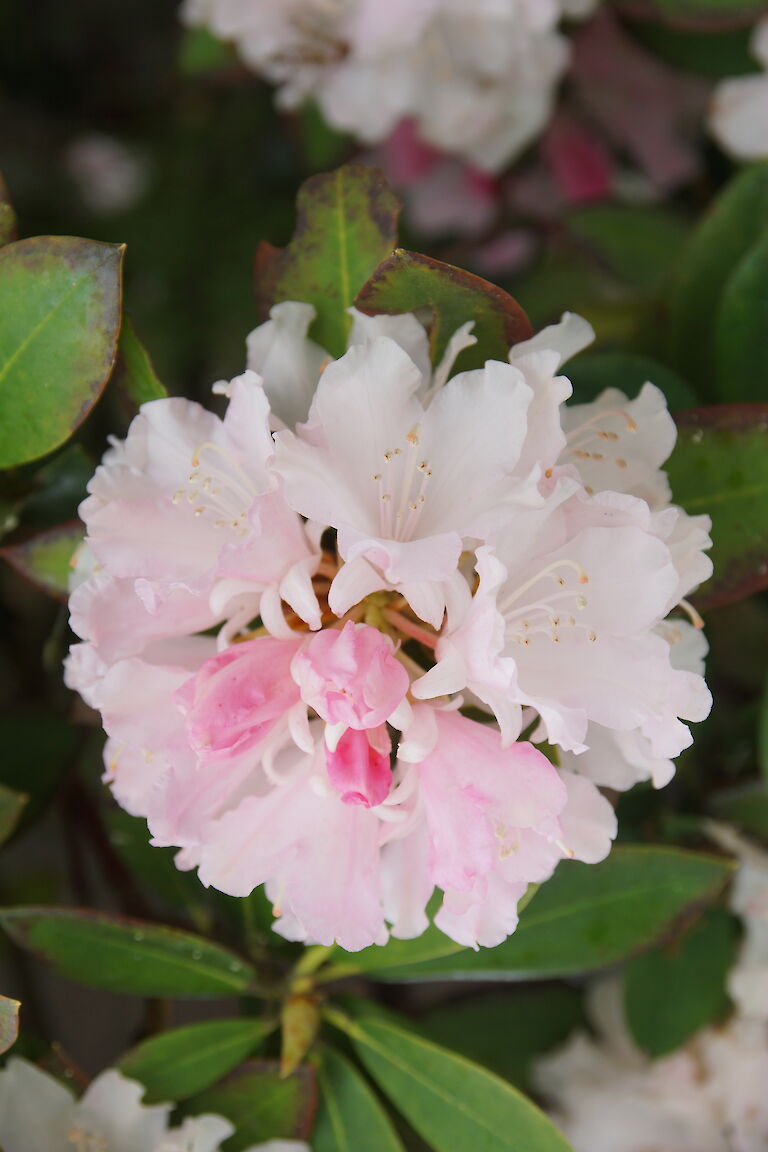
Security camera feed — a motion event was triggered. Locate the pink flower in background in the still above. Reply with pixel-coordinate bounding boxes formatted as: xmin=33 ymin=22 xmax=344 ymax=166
xmin=67 ymin=301 xmax=712 ymax=953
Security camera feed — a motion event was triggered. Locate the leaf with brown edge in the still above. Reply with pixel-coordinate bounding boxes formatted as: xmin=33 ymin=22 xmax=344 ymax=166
xmin=1 ymin=520 xmax=84 ymax=601
xmin=0 ymin=995 xmax=20 ymax=1055
xmin=254 ymin=164 xmax=401 ymax=359
xmin=0 ymin=173 xmax=16 ymax=247
xmin=355 ymin=249 xmax=533 ymax=375
xmin=0 ymin=237 xmax=124 ymax=468
xmin=181 ymin=1060 xmax=318 ymax=1152
xmin=667 ymin=404 xmax=768 ymax=610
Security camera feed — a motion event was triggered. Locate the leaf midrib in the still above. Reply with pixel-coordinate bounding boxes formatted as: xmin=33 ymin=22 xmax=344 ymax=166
xmin=0 ymin=252 xmax=112 ymax=389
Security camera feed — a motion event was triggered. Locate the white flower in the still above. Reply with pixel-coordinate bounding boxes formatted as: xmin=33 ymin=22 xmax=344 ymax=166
xmin=710 ymin=20 xmax=768 ymax=160
xmin=535 ymin=835 xmax=768 ymax=1152
xmin=180 ymin=0 xmax=600 ymax=171
xmin=0 ymin=1059 xmax=310 ymax=1152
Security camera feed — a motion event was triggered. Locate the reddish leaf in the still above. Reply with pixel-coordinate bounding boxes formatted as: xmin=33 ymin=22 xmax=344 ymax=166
xmin=356 ymin=249 xmax=532 ymax=374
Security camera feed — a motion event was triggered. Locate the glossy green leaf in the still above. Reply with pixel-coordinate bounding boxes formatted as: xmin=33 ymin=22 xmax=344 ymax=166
xmin=566 ymin=353 xmax=698 ymax=409
xmin=422 ymin=986 xmax=583 ymax=1092
xmin=625 ymin=908 xmax=739 ymax=1057
xmin=352 ymin=847 xmax=733 ymax=981
xmin=0 ymin=784 xmax=28 ymax=847
xmin=0 ymin=174 xmax=16 ymax=248
xmin=715 ymin=229 xmax=768 ymax=402
xmin=119 ymin=1018 xmax=273 ymax=1103
xmin=0 ymin=907 xmax=257 ymax=997
xmin=670 ymin=163 xmax=768 ymax=399
xmin=344 ymin=1013 xmax=573 ymax=1152
xmin=182 ymin=1061 xmax=317 ymax=1151
xmin=1 ymin=521 xmax=83 ymax=601
xmin=313 ymin=1047 xmax=404 ymax=1152
xmin=115 ymin=316 xmax=167 ymax=411
xmin=667 ymin=405 xmax=768 ymax=608
xmin=0 ymin=237 xmax=124 ymax=467
xmin=255 ymin=164 xmax=400 ymax=358
xmin=0 ymin=995 xmax=20 ymax=1056
xmin=356 ymin=249 xmax=532 ymax=373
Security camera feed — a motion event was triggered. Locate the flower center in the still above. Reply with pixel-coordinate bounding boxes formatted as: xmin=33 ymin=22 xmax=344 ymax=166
xmin=372 ymin=424 xmax=433 ymax=542
xmin=67 ymin=1127 xmax=108 ymax=1152
xmin=498 ymin=559 xmax=594 ymax=646
xmin=172 ymin=442 xmax=258 ymax=537
xmin=564 ymin=408 xmax=638 ymax=482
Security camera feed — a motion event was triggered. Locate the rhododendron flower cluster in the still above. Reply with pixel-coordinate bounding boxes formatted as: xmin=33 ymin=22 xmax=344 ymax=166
xmin=534 ymin=828 xmax=768 ymax=1152
xmin=180 ymin=0 xmax=601 ymax=172
xmin=66 ymin=303 xmax=712 ymax=953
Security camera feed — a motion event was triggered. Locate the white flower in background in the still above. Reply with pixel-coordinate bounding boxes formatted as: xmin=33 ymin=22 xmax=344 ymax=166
xmin=65 ymin=134 xmax=150 ymax=214
xmin=66 ymin=300 xmax=712 ymax=953
xmin=710 ymin=20 xmax=768 ymax=160
xmin=534 ymin=832 xmax=768 ymax=1152
xmin=0 ymin=1059 xmax=310 ymax=1152
xmin=180 ymin=0 xmax=602 ymax=172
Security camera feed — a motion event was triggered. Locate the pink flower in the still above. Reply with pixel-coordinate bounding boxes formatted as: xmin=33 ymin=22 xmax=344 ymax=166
xmin=175 ymin=636 xmax=304 ymax=761
xmin=291 ymin=621 xmax=409 ymax=730
xmin=66 ymin=302 xmax=712 ymax=956
xmin=326 ymin=726 xmax=392 ymax=808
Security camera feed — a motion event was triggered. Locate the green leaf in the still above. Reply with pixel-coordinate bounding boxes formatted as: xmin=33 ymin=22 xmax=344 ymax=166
xmin=568 ymin=204 xmax=689 ymax=294
xmin=119 ymin=1018 xmax=273 ymax=1103
xmin=178 ymin=26 xmax=237 ymax=75
xmin=624 ymin=908 xmax=739 ymax=1058
xmin=344 ymin=1013 xmax=573 ymax=1152
xmin=711 ymin=782 xmax=768 ymax=841
xmin=105 ymin=806 xmax=209 ymax=924
xmin=0 ymin=173 xmax=16 ymax=248
xmin=715 ymin=229 xmax=768 ymax=403
xmin=313 ymin=1047 xmax=405 ymax=1152
xmin=255 ymin=164 xmax=401 ymax=358
xmin=0 ymin=237 xmax=124 ymax=468
xmin=667 ymin=405 xmax=768 ymax=608
xmin=114 ymin=316 xmax=167 ymax=412
xmin=324 ymin=924 xmax=465 ymax=980
xmin=627 ymin=20 xmax=755 ymax=80
xmin=1 ymin=521 xmax=83 ymax=601
xmin=421 ymin=986 xmax=583 ymax=1092
xmin=0 ymin=908 xmax=257 ymax=997
xmin=0 ymin=713 xmax=79 ymax=828
xmin=19 ymin=445 xmax=94 ymax=530
xmin=670 ymin=163 xmax=768 ymax=399
xmin=647 ymin=0 xmax=768 ymax=22
xmin=351 ymin=847 xmax=733 ymax=981
xmin=182 ymin=1061 xmax=317 ymax=1151
xmin=356 ymin=249 xmax=532 ymax=373
xmin=566 ymin=353 xmax=698 ymax=409
xmin=0 ymin=995 xmax=20 ymax=1056
xmin=0 ymin=784 xmax=28 ymax=847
